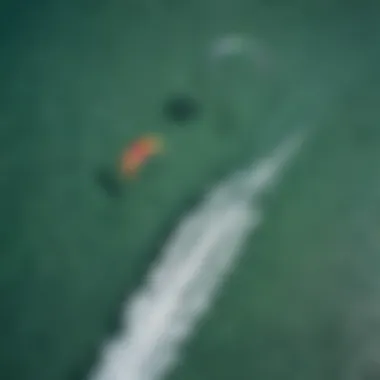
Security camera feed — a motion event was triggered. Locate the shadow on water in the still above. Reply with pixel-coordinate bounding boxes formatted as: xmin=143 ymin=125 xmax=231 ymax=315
xmin=162 ymin=93 xmax=202 ymax=125
xmin=95 ymin=166 xmax=123 ymax=198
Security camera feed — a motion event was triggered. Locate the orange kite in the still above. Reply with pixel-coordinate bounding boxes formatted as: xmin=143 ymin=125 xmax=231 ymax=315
xmin=120 ymin=134 xmax=163 ymax=178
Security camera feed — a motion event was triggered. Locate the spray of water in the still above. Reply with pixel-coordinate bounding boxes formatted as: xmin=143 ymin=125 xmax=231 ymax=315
xmin=88 ymin=133 xmax=305 ymax=380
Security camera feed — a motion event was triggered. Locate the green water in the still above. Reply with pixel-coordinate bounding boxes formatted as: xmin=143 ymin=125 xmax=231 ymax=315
xmin=1 ymin=1 xmax=380 ymax=379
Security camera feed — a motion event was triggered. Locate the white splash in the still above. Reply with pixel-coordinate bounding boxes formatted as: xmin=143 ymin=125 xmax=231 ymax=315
xmin=88 ymin=134 xmax=304 ymax=380
xmin=209 ymin=34 xmax=269 ymax=68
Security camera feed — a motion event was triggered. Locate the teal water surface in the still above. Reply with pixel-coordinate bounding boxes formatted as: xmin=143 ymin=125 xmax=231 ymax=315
xmin=1 ymin=1 xmax=380 ymax=379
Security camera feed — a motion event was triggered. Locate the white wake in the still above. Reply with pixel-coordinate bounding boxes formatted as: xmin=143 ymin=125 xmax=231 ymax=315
xmin=88 ymin=134 xmax=304 ymax=380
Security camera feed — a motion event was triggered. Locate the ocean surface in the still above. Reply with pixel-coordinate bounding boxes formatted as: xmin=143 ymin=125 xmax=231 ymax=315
xmin=1 ymin=1 xmax=380 ymax=380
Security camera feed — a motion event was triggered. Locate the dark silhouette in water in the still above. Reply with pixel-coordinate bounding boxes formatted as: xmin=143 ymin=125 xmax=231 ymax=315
xmin=162 ymin=93 xmax=201 ymax=124
xmin=95 ymin=167 xmax=122 ymax=197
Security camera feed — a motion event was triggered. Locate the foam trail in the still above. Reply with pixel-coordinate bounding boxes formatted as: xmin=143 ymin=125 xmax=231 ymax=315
xmin=88 ymin=134 xmax=304 ymax=380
